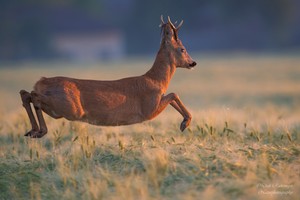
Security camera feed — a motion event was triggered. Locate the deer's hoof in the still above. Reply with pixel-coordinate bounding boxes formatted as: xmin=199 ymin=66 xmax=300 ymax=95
xmin=24 ymin=130 xmax=39 ymax=137
xmin=32 ymin=130 xmax=47 ymax=138
xmin=180 ymin=118 xmax=191 ymax=132
xmin=25 ymin=130 xmax=47 ymax=138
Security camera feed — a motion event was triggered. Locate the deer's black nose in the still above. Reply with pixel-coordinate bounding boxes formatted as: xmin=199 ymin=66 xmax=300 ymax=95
xmin=189 ymin=61 xmax=197 ymax=67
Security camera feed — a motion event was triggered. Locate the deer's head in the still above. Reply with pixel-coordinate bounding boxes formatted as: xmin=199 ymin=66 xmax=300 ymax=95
xmin=160 ymin=16 xmax=197 ymax=69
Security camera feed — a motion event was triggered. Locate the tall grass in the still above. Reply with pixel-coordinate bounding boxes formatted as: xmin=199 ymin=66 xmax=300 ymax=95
xmin=0 ymin=54 xmax=299 ymax=199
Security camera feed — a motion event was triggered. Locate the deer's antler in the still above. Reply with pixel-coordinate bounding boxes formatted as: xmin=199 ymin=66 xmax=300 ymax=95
xmin=176 ymin=20 xmax=184 ymax=30
xmin=167 ymin=16 xmax=176 ymax=30
xmin=160 ymin=16 xmax=184 ymax=41
xmin=161 ymin=15 xmax=165 ymax=24
xmin=159 ymin=15 xmax=165 ymax=27
xmin=167 ymin=16 xmax=184 ymax=41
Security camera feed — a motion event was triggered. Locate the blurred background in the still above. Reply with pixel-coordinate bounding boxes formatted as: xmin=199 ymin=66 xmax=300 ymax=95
xmin=1 ymin=0 xmax=300 ymax=62
xmin=0 ymin=0 xmax=299 ymax=113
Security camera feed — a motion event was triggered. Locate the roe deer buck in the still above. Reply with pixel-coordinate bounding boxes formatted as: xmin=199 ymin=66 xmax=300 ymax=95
xmin=20 ymin=16 xmax=197 ymax=138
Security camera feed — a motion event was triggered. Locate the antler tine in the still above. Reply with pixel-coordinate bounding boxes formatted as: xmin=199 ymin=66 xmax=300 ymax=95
xmin=160 ymin=15 xmax=165 ymax=26
xmin=176 ymin=20 xmax=184 ymax=30
xmin=167 ymin=16 xmax=176 ymax=30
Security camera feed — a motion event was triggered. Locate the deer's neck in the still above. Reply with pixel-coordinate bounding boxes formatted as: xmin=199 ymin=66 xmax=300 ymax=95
xmin=145 ymin=48 xmax=176 ymax=92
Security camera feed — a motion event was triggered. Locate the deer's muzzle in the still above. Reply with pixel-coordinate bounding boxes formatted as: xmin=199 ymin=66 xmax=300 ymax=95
xmin=188 ymin=61 xmax=197 ymax=69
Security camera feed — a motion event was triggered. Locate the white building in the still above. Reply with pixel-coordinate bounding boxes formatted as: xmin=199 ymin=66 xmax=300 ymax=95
xmin=53 ymin=30 xmax=124 ymax=62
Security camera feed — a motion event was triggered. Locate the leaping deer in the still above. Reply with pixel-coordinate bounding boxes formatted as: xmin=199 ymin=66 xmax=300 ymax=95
xmin=20 ymin=16 xmax=197 ymax=138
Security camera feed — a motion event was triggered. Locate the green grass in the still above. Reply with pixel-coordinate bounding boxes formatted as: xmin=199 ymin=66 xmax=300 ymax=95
xmin=0 ymin=54 xmax=300 ymax=200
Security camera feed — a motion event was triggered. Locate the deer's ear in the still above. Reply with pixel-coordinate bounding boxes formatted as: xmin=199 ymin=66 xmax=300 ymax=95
xmin=162 ymin=25 xmax=175 ymax=42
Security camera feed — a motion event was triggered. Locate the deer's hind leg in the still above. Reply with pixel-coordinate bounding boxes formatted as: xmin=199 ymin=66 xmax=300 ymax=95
xmin=30 ymin=91 xmax=48 ymax=138
xmin=20 ymin=90 xmax=48 ymax=138
xmin=20 ymin=90 xmax=40 ymax=137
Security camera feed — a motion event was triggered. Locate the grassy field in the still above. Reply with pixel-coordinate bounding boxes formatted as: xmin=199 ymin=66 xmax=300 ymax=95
xmin=0 ymin=54 xmax=300 ymax=200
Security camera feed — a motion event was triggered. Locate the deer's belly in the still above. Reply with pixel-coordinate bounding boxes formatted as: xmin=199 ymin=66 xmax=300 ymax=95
xmin=81 ymin=109 xmax=145 ymax=126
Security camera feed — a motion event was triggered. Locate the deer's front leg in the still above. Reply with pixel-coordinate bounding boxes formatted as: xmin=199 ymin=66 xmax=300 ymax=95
xmin=159 ymin=93 xmax=192 ymax=132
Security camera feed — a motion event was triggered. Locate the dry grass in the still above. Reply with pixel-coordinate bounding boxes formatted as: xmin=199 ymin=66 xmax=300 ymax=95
xmin=0 ymin=54 xmax=300 ymax=200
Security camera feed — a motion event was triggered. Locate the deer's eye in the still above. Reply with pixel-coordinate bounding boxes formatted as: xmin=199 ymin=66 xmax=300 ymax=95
xmin=180 ymin=48 xmax=186 ymax=53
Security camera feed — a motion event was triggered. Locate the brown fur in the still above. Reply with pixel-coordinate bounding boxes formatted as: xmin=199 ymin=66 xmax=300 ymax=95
xmin=20 ymin=17 xmax=196 ymax=138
